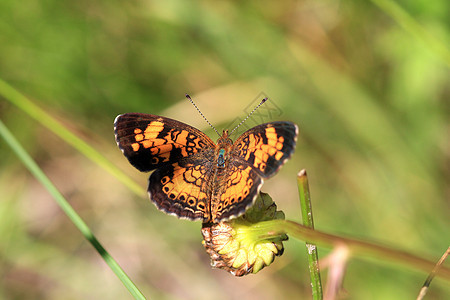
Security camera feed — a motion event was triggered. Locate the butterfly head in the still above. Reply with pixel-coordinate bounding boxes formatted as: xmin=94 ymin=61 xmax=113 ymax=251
xmin=216 ymin=130 xmax=233 ymax=146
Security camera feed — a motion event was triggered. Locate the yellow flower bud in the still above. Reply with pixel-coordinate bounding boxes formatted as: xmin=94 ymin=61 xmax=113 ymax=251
xmin=201 ymin=192 xmax=287 ymax=276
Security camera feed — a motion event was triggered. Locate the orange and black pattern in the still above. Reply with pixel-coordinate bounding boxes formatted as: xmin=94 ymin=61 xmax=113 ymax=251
xmin=114 ymin=113 xmax=298 ymax=223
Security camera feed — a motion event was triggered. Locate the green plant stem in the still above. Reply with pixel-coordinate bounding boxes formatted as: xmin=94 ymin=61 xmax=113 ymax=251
xmin=297 ymin=170 xmax=323 ymax=300
xmin=252 ymin=219 xmax=450 ymax=281
xmin=0 ymin=79 xmax=143 ymax=197
xmin=0 ymin=119 xmax=146 ymax=300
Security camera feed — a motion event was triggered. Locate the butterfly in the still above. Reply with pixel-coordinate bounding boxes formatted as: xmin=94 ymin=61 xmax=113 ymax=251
xmin=114 ymin=109 xmax=297 ymax=223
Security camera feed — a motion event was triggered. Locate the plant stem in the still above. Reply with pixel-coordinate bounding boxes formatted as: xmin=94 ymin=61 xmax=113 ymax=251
xmin=297 ymin=170 xmax=323 ymax=300
xmin=254 ymin=219 xmax=450 ymax=281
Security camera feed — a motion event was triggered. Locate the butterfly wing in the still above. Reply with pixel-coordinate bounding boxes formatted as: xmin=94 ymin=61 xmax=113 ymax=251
xmin=232 ymin=121 xmax=298 ymax=178
xmin=149 ymin=158 xmax=215 ymax=221
xmin=115 ymin=113 xmax=217 ymax=220
xmin=210 ymin=165 xmax=263 ymax=222
xmin=210 ymin=121 xmax=298 ymax=222
xmin=114 ymin=113 xmax=215 ymax=172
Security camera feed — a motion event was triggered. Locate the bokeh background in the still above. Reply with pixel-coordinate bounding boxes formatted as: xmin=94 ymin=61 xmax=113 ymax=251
xmin=1 ymin=0 xmax=449 ymax=299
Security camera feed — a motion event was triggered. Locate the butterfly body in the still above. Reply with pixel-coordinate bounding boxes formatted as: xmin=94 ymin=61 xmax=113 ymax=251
xmin=114 ymin=113 xmax=297 ymax=223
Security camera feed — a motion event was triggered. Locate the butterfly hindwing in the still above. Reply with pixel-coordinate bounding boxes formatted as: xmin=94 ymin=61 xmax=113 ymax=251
xmin=149 ymin=159 xmax=214 ymax=221
xmin=210 ymin=164 xmax=263 ymax=222
xmin=114 ymin=113 xmax=215 ymax=172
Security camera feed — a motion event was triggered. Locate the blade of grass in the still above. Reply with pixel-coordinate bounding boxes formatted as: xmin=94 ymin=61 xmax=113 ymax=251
xmin=297 ymin=170 xmax=323 ymax=300
xmin=0 ymin=119 xmax=146 ymax=300
xmin=0 ymin=78 xmax=143 ymax=197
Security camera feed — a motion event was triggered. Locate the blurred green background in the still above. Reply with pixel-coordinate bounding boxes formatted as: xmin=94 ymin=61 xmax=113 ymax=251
xmin=1 ymin=0 xmax=449 ymax=299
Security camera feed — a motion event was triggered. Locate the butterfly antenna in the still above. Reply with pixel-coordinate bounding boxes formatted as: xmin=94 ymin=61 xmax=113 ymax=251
xmin=229 ymin=97 xmax=268 ymax=136
xmin=185 ymin=94 xmax=220 ymax=137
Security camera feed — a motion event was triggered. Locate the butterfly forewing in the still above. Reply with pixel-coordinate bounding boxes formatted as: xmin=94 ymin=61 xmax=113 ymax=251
xmin=232 ymin=121 xmax=298 ymax=178
xmin=114 ymin=113 xmax=215 ymax=172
